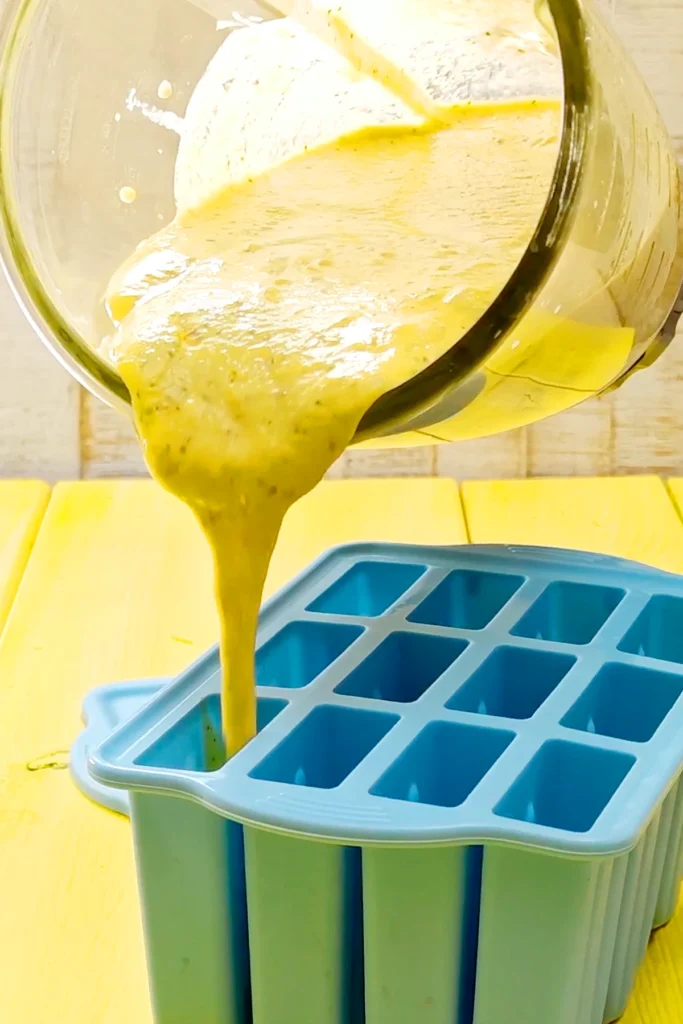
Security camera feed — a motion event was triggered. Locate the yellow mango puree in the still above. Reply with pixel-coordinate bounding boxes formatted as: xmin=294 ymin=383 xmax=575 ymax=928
xmin=105 ymin=100 xmax=560 ymax=756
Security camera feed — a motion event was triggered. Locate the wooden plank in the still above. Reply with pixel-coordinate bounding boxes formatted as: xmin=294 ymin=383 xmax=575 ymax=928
xmin=0 ymin=277 xmax=80 ymax=479
xmin=323 ymin=454 xmax=346 ymax=479
xmin=525 ymin=400 xmax=616 ymax=477
xmin=437 ymin=429 xmax=528 ymax=481
xmin=612 ymin=329 xmax=683 ymax=477
xmin=462 ymin=476 xmax=683 ymax=572
xmin=463 ymin=475 xmax=683 ymax=1024
xmin=0 ymin=477 xmax=463 ymax=1024
xmin=0 ymin=481 xmax=216 ymax=1024
xmin=80 ymin=397 xmax=146 ymax=478
xmin=613 ymin=0 xmax=683 ymax=143
xmin=274 ymin=477 xmax=466 ymax=586
xmin=0 ymin=481 xmax=50 ymax=632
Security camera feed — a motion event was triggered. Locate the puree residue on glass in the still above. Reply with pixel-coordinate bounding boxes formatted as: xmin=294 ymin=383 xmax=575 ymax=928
xmin=103 ymin=4 xmax=561 ymax=757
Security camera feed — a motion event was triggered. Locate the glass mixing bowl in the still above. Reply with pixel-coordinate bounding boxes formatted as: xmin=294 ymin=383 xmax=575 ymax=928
xmin=0 ymin=0 xmax=681 ymax=447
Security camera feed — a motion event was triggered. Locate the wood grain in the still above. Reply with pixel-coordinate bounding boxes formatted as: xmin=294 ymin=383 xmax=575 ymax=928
xmin=79 ymin=396 xmax=145 ymax=478
xmin=1 ymin=0 xmax=682 ymax=480
xmin=0 ymin=276 xmax=80 ymax=479
xmin=527 ymin=399 xmax=616 ymax=477
xmin=0 ymin=480 xmax=50 ymax=631
xmin=612 ymin=330 xmax=683 ymax=477
xmin=437 ymin=430 xmax=529 ymax=480
xmin=463 ymin=475 xmax=683 ymax=572
xmin=0 ymin=481 xmax=214 ymax=1024
xmin=613 ymin=0 xmax=683 ymax=145
xmin=341 ymin=446 xmax=437 ymax=478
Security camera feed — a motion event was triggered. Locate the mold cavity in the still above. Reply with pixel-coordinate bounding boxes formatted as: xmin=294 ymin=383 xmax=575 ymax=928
xmin=335 ymin=631 xmax=467 ymax=703
xmin=561 ymin=662 xmax=683 ymax=743
xmin=249 ymin=704 xmax=398 ymax=789
xmin=495 ymin=740 xmax=635 ymax=834
xmin=618 ymin=595 xmax=683 ymax=665
xmin=308 ymin=561 xmax=427 ymax=617
xmin=511 ymin=581 xmax=624 ymax=645
xmin=447 ymin=646 xmax=575 ymax=720
xmin=257 ymin=621 xmax=363 ymax=689
xmin=409 ymin=569 xmax=524 ymax=631
xmin=136 ymin=694 xmax=288 ymax=772
xmin=371 ymin=720 xmax=514 ymax=808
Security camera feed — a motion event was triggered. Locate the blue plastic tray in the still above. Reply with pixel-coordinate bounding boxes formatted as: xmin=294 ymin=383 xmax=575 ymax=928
xmin=77 ymin=543 xmax=683 ymax=1024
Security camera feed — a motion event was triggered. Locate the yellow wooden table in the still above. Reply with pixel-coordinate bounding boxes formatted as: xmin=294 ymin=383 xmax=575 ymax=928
xmin=0 ymin=475 xmax=682 ymax=1024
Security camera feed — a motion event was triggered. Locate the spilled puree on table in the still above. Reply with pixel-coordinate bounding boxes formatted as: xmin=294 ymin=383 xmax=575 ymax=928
xmin=104 ymin=99 xmax=560 ymax=757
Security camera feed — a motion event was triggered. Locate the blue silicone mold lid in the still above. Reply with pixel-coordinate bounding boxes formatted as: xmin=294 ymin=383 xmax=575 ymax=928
xmin=88 ymin=543 xmax=683 ymax=855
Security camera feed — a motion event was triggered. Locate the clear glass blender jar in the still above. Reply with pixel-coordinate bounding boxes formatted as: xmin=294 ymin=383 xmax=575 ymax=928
xmin=0 ymin=0 xmax=681 ymax=448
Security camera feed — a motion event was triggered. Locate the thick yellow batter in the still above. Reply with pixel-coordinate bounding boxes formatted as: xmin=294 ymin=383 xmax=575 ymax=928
xmin=104 ymin=6 xmax=561 ymax=757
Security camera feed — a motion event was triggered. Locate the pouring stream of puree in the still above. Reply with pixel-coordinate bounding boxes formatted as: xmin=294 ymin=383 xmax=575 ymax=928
xmin=104 ymin=5 xmax=561 ymax=757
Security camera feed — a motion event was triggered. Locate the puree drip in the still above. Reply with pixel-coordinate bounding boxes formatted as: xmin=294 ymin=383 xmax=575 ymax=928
xmin=105 ymin=32 xmax=560 ymax=756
